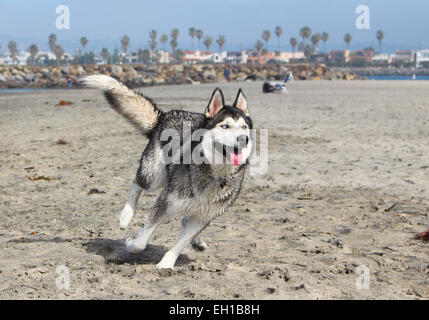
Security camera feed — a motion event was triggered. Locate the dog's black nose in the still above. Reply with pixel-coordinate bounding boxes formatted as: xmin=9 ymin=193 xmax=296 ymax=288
xmin=237 ymin=135 xmax=249 ymax=146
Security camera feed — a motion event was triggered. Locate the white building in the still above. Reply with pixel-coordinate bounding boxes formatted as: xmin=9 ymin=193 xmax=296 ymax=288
xmin=225 ymin=51 xmax=248 ymax=64
xmin=94 ymin=54 xmax=106 ymax=65
xmin=416 ymin=49 xmax=429 ymax=68
xmin=209 ymin=51 xmax=227 ymax=63
xmin=276 ymin=52 xmax=305 ymax=63
xmin=372 ymin=53 xmax=392 ymax=64
xmin=392 ymin=49 xmax=415 ymax=64
xmin=182 ymin=50 xmax=214 ymax=64
xmin=120 ymin=51 xmax=139 ymax=64
xmin=37 ymin=51 xmax=56 ymax=60
xmin=158 ymin=50 xmax=170 ymax=64
xmin=1 ymin=51 xmax=30 ymax=65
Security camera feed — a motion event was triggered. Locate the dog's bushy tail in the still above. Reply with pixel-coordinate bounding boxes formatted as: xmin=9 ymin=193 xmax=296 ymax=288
xmin=80 ymin=75 xmax=162 ymax=136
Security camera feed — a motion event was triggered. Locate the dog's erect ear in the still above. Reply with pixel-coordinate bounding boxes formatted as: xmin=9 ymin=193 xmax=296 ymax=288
xmin=233 ymin=89 xmax=249 ymax=116
xmin=205 ymin=88 xmax=225 ymax=118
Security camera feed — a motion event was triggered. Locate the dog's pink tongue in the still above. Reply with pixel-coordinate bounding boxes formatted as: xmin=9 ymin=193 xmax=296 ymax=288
xmin=230 ymin=152 xmax=243 ymax=166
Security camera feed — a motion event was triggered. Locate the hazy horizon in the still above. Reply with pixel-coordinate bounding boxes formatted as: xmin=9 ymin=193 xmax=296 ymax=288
xmin=0 ymin=0 xmax=428 ymax=54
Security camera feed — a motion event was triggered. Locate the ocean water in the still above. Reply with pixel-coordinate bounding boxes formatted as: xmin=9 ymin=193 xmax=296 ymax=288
xmin=366 ymin=75 xmax=429 ymax=80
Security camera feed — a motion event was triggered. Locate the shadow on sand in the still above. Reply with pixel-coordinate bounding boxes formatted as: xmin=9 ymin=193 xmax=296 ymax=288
xmin=8 ymin=237 xmax=194 ymax=267
xmin=83 ymin=238 xmax=194 ymax=266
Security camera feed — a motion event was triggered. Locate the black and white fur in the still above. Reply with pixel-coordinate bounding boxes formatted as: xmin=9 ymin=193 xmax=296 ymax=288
xmin=80 ymin=75 xmax=253 ymax=269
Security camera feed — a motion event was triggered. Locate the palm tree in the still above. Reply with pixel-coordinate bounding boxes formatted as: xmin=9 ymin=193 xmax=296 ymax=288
xmin=299 ymin=26 xmax=311 ymax=44
xmin=80 ymin=37 xmax=88 ymax=52
xmin=344 ymin=33 xmax=352 ymax=49
xmin=376 ymin=30 xmax=384 ymax=52
xmin=160 ymin=33 xmax=168 ymax=51
xmin=274 ymin=26 xmax=283 ymax=53
xmin=170 ymin=28 xmax=180 ymax=54
xmin=121 ymin=35 xmax=130 ymax=53
xmin=261 ymin=30 xmax=271 ymax=50
xmin=189 ymin=27 xmax=196 ymax=51
xmin=290 ymin=37 xmax=298 ymax=57
xmin=149 ymin=30 xmax=157 ymax=52
xmin=174 ymin=49 xmax=184 ymax=63
xmin=310 ymin=33 xmax=320 ymax=50
xmin=49 ymin=33 xmax=57 ymax=52
xmin=196 ymin=29 xmax=203 ymax=51
xmin=170 ymin=39 xmax=178 ymax=54
xmin=203 ymin=36 xmax=213 ymax=51
xmin=255 ymin=40 xmax=263 ymax=55
xmin=216 ymin=35 xmax=226 ymax=52
xmin=170 ymin=28 xmax=179 ymax=41
xmin=8 ymin=41 xmax=18 ymax=64
xmin=321 ymin=32 xmax=329 ymax=52
xmin=302 ymin=44 xmax=314 ymax=59
xmin=138 ymin=49 xmax=150 ymax=64
xmin=100 ymin=48 xmax=110 ymax=64
xmin=28 ymin=44 xmax=39 ymax=65
xmin=54 ymin=44 xmax=64 ymax=64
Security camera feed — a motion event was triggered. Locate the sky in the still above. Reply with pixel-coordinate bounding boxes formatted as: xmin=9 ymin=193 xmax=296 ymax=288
xmin=0 ymin=0 xmax=428 ymax=54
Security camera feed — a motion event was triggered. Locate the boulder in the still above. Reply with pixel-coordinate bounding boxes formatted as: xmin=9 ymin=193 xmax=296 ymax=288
xmin=202 ymin=69 xmax=216 ymax=80
xmin=152 ymin=77 xmax=166 ymax=86
xmin=125 ymin=67 xmax=138 ymax=78
xmin=14 ymin=74 xmax=24 ymax=82
xmin=25 ymin=73 xmax=36 ymax=82
xmin=61 ymin=66 xmax=72 ymax=74
xmin=141 ymin=77 xmax=153 ymax=86
xmin=171 ymin=64 xmax=184 ymax=73
xmin=75 ymin=66 xmax=87 ymax=75
xmin=111 ymin=65 xmax=123 ymax=76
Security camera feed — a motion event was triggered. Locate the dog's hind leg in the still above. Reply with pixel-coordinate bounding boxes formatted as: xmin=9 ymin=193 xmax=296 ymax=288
xmin=119 ymin=180 xmax=143 ymax=229
xmin=181 ymin=217 xmax=208 ymax=251
xmin=118 ymin=141 xmax=167 ymax=229
xmin=157 ymin=217 xmax=207 ymax=270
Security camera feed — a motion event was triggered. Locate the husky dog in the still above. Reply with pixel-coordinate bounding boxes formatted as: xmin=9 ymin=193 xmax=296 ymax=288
xmin=80 ymin=75 xmax=253 ymax=269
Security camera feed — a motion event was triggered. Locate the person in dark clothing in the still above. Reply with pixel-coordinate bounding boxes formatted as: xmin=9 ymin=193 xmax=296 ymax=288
xmin=224 ymin=66 xmax=231 ymax=82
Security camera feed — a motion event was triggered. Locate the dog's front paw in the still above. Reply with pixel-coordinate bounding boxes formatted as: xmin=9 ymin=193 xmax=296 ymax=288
xmin=125 ymin=238 xmax=144 ymax=254
xmin=156 ymin=252 xmax=176 ymax=270
xmin=119 ymin=204 xmax=134 ymax=229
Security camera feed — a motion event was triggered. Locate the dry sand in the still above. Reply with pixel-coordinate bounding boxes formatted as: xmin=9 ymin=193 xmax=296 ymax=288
xmin=0 ymin=80 xmax=428 ymax=299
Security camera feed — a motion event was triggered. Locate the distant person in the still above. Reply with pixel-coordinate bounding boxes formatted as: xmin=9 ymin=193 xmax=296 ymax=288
xmin=67 ymin=77 xmax=72 ymax=89
xmin=224 ymin=66 xmax=231 ymax=82
xmin=284 ymin=72 xmax=294 ymax=84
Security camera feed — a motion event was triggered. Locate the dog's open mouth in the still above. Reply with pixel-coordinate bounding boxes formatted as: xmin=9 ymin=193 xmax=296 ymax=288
xmin=215 ymin=143 xmax=244 ymax=166
xmin=228 ymin=146 xmax=243 ymax=166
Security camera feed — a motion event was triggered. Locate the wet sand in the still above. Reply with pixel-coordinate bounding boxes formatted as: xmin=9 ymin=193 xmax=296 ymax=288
xmin=0 ymin=80 xmax=428 ymax=299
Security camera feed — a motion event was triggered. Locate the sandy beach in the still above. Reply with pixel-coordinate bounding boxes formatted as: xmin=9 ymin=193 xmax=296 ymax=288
xmin=0 ymin=80 xmax=428 ymax=299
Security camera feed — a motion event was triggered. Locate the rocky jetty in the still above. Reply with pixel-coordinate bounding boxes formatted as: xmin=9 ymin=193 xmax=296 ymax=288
xmin=0 ymin=63 xmax=362 ymax=89
xmin=333 ymin=66 xmax=429 ymax=76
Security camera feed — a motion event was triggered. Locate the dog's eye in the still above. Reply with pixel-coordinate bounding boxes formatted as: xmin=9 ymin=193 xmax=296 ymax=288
xmin=242 ymin=125 xmax=248 ymax=130
xmin=221 ymin=124 xmax=229 ymax=129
